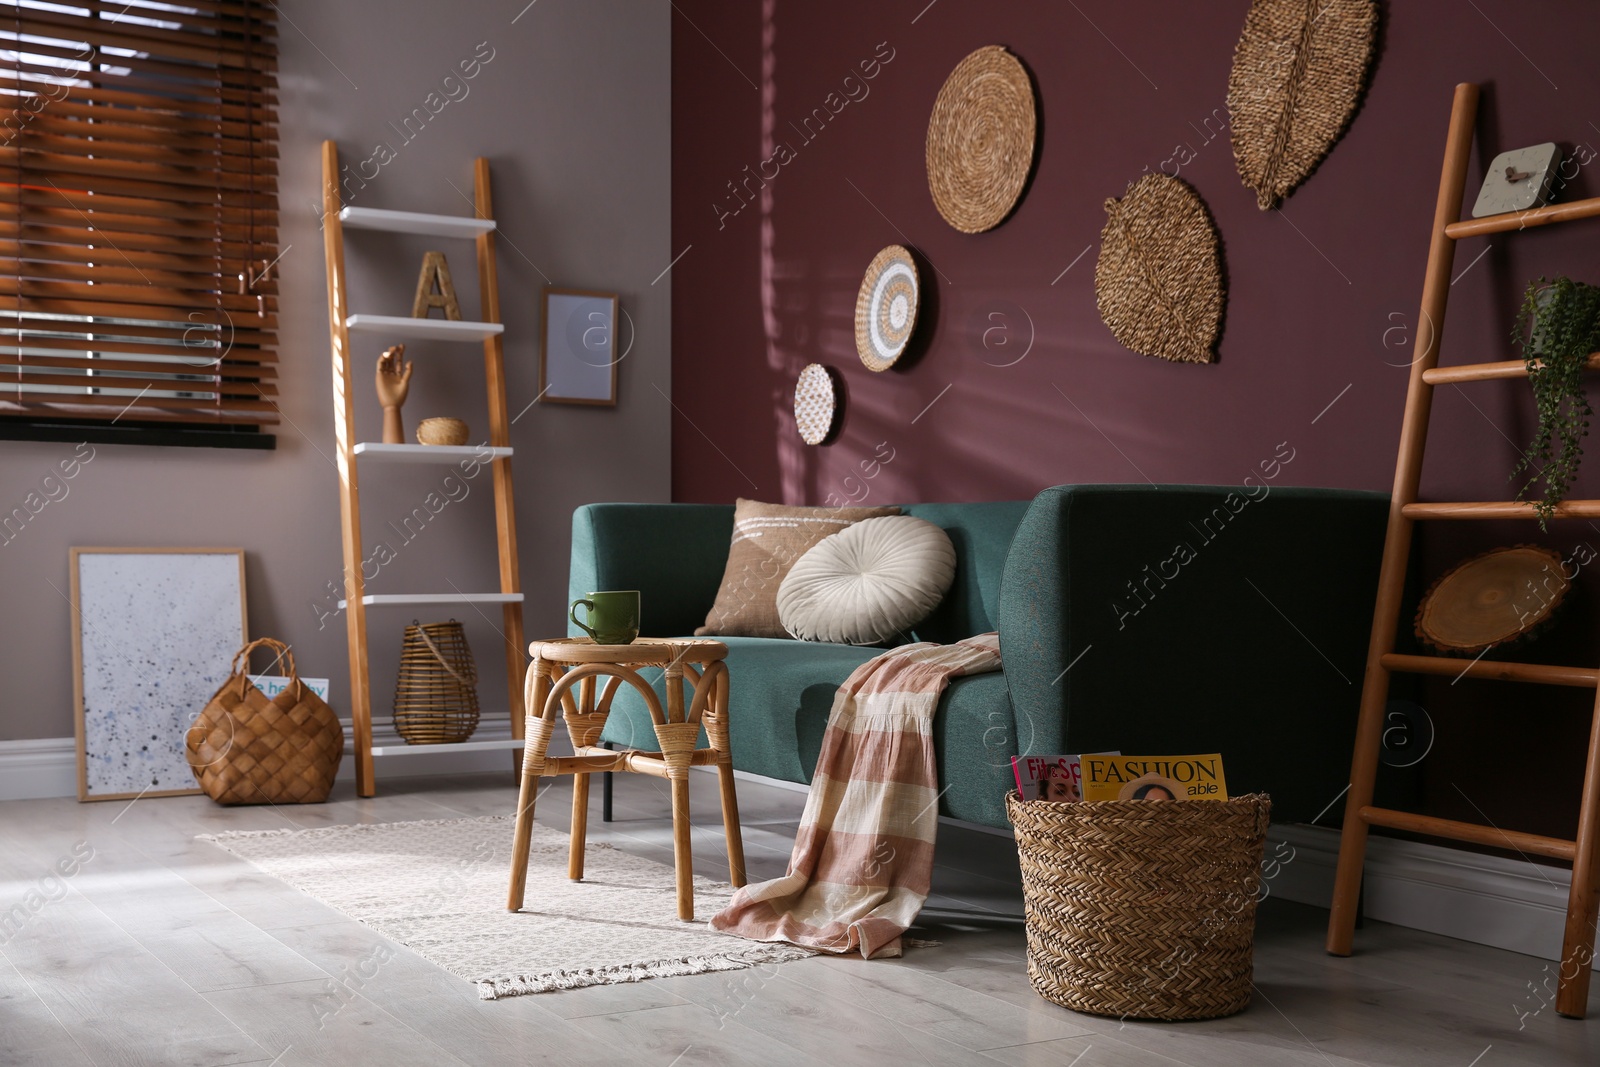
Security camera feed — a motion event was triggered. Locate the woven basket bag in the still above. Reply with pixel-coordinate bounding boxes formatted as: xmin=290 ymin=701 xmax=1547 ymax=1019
xmin=186 ymin=638 xmax=344 ymax=805
xmin=1006 ymin=791 xmax=1271 ymax=1021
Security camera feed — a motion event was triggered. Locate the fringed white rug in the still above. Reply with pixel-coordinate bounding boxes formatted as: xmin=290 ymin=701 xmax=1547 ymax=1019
xmin=199 ymin=815 xmax=811 ymax=999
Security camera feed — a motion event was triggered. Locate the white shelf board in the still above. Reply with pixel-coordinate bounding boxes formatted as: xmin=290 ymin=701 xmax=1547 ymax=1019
xmin=338 ymin=592 xmax=523 ymax=608
xmin=353 ymin=443 xmax=512 ymax=463
xmin=338 ymin=206 xmax=495 ymax=239
xmin=370 ymin=737 xmax=524 ymax=757
xmin=346 ymin=314 xmax=503 ymax=342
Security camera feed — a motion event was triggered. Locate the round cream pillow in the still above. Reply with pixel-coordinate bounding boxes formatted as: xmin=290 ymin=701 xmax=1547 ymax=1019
xmin=777 ymin=515 xmax=957 ymax=645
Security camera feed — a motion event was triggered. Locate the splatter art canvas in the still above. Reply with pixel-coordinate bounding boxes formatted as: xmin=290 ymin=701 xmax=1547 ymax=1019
xmin=71 ymin=548 xmax=246 ymax=802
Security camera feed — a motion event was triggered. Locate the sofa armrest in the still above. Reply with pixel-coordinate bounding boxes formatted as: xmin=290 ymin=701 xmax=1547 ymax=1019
xmin=997 ymin=483 xmax=1389 ymax=823
xmin=570 ymin=503 xmax=735 ymax=637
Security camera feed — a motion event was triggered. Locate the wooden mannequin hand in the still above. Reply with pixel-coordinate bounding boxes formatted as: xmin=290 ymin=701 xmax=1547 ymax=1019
xmin=376 ymin=345 xmax=412 ymax=444
xmin=375 ymin=345 xmax=413 ymax=407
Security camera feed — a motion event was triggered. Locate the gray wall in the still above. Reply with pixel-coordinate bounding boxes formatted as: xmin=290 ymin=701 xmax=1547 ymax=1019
xmin=0 ymin=1 xmax=671 ymax=752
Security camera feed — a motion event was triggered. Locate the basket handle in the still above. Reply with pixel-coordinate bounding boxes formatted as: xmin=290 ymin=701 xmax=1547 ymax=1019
xmin=415 ymin=624 xmax=473 ymax=688
xmin=230 ymin=637 xmax=301 ymax=700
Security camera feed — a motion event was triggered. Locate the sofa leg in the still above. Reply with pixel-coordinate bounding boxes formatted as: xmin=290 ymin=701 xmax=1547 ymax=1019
xmin=602 ymin=741 xmax=614 ymax=823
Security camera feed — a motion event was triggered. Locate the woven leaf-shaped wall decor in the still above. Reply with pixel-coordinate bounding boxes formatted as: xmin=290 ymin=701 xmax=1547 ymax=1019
xmin=1095 ymin=174 xmax=1223 ymax=365
xmin=1227 ymin=0 xmax=1377 ymax=210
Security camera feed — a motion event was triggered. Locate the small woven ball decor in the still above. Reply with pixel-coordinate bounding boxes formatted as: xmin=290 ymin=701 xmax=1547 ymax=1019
xmin=394 ymin=619 xmax=480 ymax=744
xmin=925 ymin=45 xmax=1036 ymax=234
xmin=1227 ymin=0 xmax=1378 ymax=210
xmin=793 ymin=363 xmax=838 ymax=445
xmin=417 ymin=417 xmax=469 ymax=446
xmin=854 ymin=245 xmax=920 ymax=372
xmin=1095 ymin=174 xmax=1225 ymax=364
xmin=1006 ymin=792 xmax=1271 ymax=1021
xmin=186 ymin=638 xmax=344 ymax=805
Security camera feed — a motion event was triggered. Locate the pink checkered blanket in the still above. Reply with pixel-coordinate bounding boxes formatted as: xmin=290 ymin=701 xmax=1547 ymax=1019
xmin=709 ymin=633 xmax=1003 ymax=959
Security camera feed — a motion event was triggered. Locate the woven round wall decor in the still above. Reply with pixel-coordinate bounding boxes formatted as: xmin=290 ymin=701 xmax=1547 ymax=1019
xmin=793 ymin=363 xmax=837 ymax=445
xmin=1095 ymin=174 xmax=1224 ymax=365
xmin=854 ymin=245 xmax=920 ymax=372
xmin=925 ymin=45 xmax=1036 ymax=234
xmin=1227 ymin=0 xmax=1377 ymax=210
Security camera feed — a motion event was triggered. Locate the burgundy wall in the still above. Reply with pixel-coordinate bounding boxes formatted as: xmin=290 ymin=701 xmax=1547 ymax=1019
xmin=671 ymin=2 xmax=1600 ymax=842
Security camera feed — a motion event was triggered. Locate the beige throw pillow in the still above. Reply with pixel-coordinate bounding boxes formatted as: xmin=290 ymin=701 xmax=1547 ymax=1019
xmin=695 ymin=499 xmax=901 ymax=637
xmin=777 ymin=515 xmax=956 ymax=645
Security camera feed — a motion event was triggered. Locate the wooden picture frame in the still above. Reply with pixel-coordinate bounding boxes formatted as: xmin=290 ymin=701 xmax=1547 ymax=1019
xmin=539 ymin=287 xmax=620 ymax=406
xmin=70 ymin=547 xmax=248 ymax=802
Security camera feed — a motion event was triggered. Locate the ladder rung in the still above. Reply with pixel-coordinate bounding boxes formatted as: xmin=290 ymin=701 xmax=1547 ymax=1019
xmin=1359 ymin=806 xmax=1576 ymax=861
xmin=1444 ymin=194 xmax=1600 ymax=239
xmin=1402 ymin=500 xmax=1600 ymax=520
xmin=1381 ymin=653 xmax=1599 ymax=688
xmin=1423 ymin=353 xmax=1600 ymax=385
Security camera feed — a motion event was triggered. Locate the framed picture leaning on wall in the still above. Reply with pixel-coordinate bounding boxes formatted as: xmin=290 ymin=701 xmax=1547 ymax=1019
xmin=70 ymin=547 xmax=247 ymax=801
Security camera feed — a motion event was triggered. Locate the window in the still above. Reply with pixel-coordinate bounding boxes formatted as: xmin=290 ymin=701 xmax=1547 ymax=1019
xmin=0 ymin=0 xmax=277 ymax=449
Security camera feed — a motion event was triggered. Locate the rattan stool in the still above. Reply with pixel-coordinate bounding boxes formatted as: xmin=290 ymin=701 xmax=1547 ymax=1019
xmin=505 ymin=638 xmax=746 ymax=921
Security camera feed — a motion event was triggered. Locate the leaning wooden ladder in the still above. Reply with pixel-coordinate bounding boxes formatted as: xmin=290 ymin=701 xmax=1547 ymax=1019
xmin=320 ymin=143 xmax=526 ymax=797
xmin=1326 ymin=83 xmax=1600 ymax=1018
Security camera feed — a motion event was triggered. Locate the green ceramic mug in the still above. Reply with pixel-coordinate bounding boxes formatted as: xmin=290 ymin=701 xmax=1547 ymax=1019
xmin=570 ymin=590 xmax=640 ymax=645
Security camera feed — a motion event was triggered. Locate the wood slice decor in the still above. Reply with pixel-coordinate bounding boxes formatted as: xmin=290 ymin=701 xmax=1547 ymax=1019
xmin=793 ymin=363 xmax=837 ymax=445
xmin=1095 ymin=174 xmax=1224 ymax=364
xmin=925 ymin=45 xmax=1036 ymax=234
xmin=854 ymin=245 xmax=920 ymax=372
xmin=1415 ymin=545 xmax=1570 ymax=657
xmin=1227 ymin=0 xmax=1377 ymax=210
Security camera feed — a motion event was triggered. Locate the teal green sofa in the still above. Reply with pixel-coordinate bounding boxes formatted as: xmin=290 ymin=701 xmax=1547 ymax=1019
xmin=571 ymin=485 xmax=1389 ymax=828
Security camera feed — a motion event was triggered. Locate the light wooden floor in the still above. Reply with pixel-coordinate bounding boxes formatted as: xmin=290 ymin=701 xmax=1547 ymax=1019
xmin=0 ymin=770 xmax=1595 ymax=1067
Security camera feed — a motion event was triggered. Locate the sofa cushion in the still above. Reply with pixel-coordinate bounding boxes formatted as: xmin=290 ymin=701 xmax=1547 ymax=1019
xmin=777 ymin=516 xmax=956 ymax=645
xmin=694 ymin=499 xmax=900 ymax=638
xmin=901 ymin=501 xmax=1032 ymax=644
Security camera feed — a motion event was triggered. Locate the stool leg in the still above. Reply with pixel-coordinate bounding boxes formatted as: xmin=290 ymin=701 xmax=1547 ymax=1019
xmin=507 ymin=765 xmax=539 ymax=911
xmin=508 ymin=662 xmax=554 ymax=913
xmin=707 ymin=668 xmax=745 ymax=887
xmin=671 ymin=775 xmax=693 ymax=921
xmin=602 ymin=741 xmax=614 ymax=823
xmin=569 ymin=773 xmax=590 ymax=881
xmin=717 ymin=762 xmax=746 ymax=889
xmin=659 ymin=657 xmax=700 ymax=921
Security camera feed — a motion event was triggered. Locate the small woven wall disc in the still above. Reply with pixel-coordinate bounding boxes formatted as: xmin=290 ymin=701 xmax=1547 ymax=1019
xmin=1227 ymin=0 xmax=1377 ymax=210
xmin=854 ymin=245 xmax=920 ymax=372
xmin=1415 ymin=545 xmax=1570 ymax=657
xmin=793 ymin=363 xmax=837 ymax=445
xmin=1095 ymin=174 xmax=1224 ymax=364
xmin=925 ymin=45 xmax=1036 ymax=234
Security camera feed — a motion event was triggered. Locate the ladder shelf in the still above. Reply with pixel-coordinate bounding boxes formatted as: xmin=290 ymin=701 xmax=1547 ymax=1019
xmin=1325 ymin=83 xmax=1600 ymax=1020
xmin=320 ymin=143 xmax=527 ymax=797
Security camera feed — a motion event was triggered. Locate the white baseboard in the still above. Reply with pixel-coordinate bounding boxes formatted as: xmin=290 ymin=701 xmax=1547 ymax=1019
xmin=0 ymin=737 xmax=78 ymax=801
xmin=0 ymin=729 xmax=526 ymax=802
xmin=1266 ymin=822 xmax=1598 ymax=971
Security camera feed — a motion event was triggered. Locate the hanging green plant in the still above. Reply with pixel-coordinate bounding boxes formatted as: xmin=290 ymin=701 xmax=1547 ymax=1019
xmin=1511 ymin=276 xmax=1600 ymax=529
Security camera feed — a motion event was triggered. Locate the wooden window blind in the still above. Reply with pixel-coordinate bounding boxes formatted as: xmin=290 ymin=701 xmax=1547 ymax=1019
xmin=0 ymin=0 xmax=278 ymax=448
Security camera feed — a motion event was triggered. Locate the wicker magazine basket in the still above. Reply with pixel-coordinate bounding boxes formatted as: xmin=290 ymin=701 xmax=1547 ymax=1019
xmin=186 ymin=638 xmax=344 ymax=805
xmin=1006 ymin=791 xmax=1271 ymax=1021
xmin=394 ymin=619 xmax=480 ymax=744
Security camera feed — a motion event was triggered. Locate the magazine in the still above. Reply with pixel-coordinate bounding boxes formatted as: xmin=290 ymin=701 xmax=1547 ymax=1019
xmin=1079 ymin=753 xmax=1228 ymax=802
xmin=1011 ymin=752 xmax=1119 ymax=803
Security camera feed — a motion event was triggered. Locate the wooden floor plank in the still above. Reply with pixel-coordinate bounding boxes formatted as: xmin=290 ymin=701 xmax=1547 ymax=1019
xmin=0 ymin=770 xmax=1594 ymax=1067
